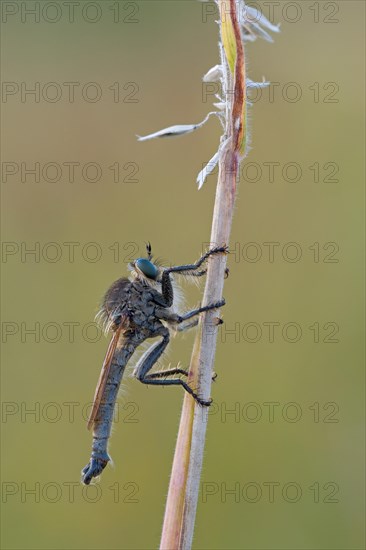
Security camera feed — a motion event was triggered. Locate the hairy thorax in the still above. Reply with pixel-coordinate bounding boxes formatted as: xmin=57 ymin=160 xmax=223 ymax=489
xmin=100 ymin=277 xmax=165 ymax=337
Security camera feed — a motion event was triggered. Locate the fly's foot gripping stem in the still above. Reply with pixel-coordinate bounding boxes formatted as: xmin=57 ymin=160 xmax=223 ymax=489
xmin=179 ymin=369 xmax=217 ymax=382
xmin=81 ymin=453 xmax=110 ymax=485
xmin=205 ymin=245 xmax=229 ymax=255
xmin=193 ymin=394 xmax=213 ymax=407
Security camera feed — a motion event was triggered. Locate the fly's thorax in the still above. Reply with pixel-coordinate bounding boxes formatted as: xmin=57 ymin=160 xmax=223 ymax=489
xmin=128 ymin=281 xmax=161 ymax=321
xmin=95 ymin=265 xmax=187 ymax=334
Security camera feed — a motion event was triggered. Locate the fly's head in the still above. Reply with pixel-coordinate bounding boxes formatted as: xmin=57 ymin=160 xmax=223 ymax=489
xmin=129 ymin=242 xmax=160 ymax=284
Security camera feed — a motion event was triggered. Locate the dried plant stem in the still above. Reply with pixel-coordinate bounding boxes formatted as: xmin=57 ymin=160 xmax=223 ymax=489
xmin=180 ymin=152 xmax=238 ymax=550
xmin=160 ymin=1 xmax=246 ymax=548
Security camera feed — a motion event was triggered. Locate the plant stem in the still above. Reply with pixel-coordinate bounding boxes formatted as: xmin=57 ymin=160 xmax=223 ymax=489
xmin=160 ymin=1 xmax=245 ymax=548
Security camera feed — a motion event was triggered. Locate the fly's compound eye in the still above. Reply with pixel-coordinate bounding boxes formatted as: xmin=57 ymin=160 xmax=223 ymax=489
xmin=135 ymin=258 xmax=158 ymax=280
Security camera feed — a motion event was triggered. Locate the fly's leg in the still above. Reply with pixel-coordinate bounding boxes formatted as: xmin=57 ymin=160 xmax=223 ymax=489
xmin=138 ymin=374 xmax=212 ymax=407
xmin=156 ymin=299 xmax=225 ymax=326
xmin=148 ymin=366 xmax=217 ymax=383
xmin=133 ymin=327 xmax=212 ymax=406
xmin=166 ymin=246 xmax=228 ymax=277
xmin=147 ymin=367 xmax=189 ymax=378
xmin=175 ymin=267 xmax=229 ymax=279
xmin=174 ymin=319 xmax=198 ymax=332
xmin=156 ymin=247 xmax=228 ymax=308
xmin=178 ymin=299 xmax=225 ymax=323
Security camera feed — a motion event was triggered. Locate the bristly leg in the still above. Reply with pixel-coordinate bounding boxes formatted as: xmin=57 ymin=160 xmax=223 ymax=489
xmin=177 ymin=299 xmax=225 ymax=323
xmin=148 ymin=366 xmax=218 ymax=383
xmin=140 ymin=376 xmax=213 ymax=407
xmin=166 ymin=246 xmax=228 ymax=277
xmin=133 ymin=330 xmax=213 ymax=406
xmin=157 ymin=247 xmax=228 ymax=309
xmin=174 ymin=318 xmax=199 ymax=332
xmin=134 ymin=300 xmax=225 ymax=406
xmin=147 ymin=367 xmax=189 ymax=379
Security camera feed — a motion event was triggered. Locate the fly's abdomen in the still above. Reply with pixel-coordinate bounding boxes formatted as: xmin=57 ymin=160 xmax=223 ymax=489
xmin=81 ymin=337 xmax=139 ymax=485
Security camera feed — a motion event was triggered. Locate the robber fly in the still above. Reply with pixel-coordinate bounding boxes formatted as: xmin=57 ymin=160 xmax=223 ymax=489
xmin=81 ymin=243 xmax=227 ymax=485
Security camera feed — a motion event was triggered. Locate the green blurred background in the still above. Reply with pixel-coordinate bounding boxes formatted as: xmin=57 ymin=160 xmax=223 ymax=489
xmin=1 ymin=1 xmax=365 ymax=549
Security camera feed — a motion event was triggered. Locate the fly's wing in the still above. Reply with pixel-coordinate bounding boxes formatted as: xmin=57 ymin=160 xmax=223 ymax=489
xmin=87 ymin=320 xmax=125 ymax=430
xmin=88 ymin=277 xmax=131 ymax=430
